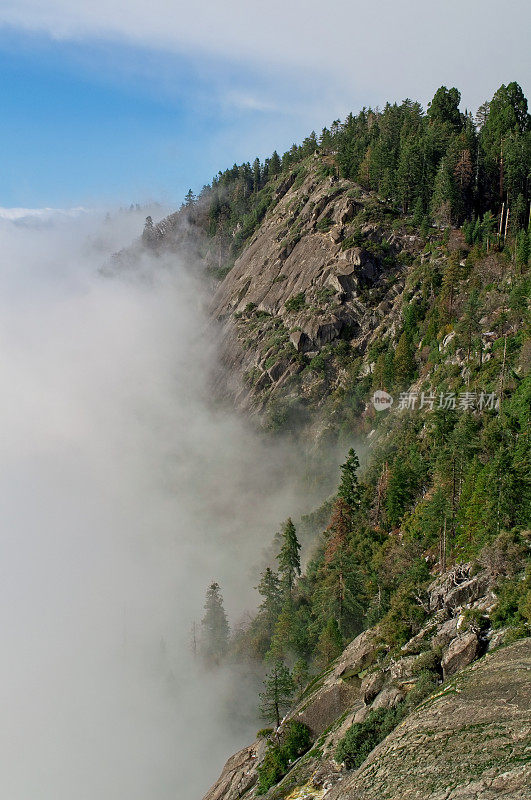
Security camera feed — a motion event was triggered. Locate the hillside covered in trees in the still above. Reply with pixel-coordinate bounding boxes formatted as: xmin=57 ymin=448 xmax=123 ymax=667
xmin=146 ymin=82 xmax=529 ymax=277
xmin=147 ymin=82 xmax=530 ymax=799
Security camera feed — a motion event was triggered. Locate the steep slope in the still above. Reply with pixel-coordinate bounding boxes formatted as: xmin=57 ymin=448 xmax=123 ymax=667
xmin=326 ymin=638 xmax=531 ymax=800
xmin=203 ymin=565 xmax=531 ymax=800
xmin=208 ymin=160 xmax=419 ymax=421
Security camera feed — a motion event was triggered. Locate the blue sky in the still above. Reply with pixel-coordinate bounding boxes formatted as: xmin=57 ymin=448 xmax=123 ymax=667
xmin=0 ymin=32 xmax=327 ymax=208
xmin=0 ymin=0 xmax=529 ymax=209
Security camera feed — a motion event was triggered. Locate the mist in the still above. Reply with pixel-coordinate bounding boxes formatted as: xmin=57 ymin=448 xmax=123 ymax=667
xmin=0 ymin=209 xmax=332 ymax=799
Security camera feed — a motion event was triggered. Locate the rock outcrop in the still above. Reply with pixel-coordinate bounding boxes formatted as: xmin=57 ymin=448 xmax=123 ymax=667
xmin=207 ymin=164 xmax=421 ymax=416
xmin=442 ymin=631 xmax=480 ymax=677
xmin=326 ymin=639 xmax=531 ymax=800
xmin=202 ymin=566 xmax=528 ymax=800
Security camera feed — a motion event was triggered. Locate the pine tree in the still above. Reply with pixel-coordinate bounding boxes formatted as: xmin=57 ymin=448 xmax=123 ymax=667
xmin=394 ymin=332 xmax=416 ymax=385
xmin=430 ymin=158 xmax=454 ymax=226
xmin=441 ymin=252 xmax=461 ymax=316
xmin=516 ymin=229 xmax=530 ymax=271
xmin=142 ymin=215 xmax=157 ymax=245
xmin=316 ymin=618 xmax=343 ymax=667
xmin=184 ymin=189 xmax=196 ymax=207
xmin=252 ymin=158 xmax=261 ymax=192
xmin=259 ymin=660 xmax=294 ymax=729
xmin=269 ymin=151 xmax=281 ymax=175
xmin=277 ymin=519 xmax=301 ymax=597
xmin=257 ymin=568 xmax=282 ymax=635
xmin=292 ymin=659 xmax=310 ymax=694
xmin=201 ymin=581 xmax=230 ymax=666
xmin=427 ymin=86 xmax=462 ymax=130
xmin=325 ymin=498 xmax=351 ymax=562
xmin=337 ymin=448 xmax=361 ymax=510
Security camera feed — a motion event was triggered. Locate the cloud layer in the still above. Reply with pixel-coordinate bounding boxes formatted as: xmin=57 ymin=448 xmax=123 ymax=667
xmin=1 ymin=0 xmax=529 ymax=111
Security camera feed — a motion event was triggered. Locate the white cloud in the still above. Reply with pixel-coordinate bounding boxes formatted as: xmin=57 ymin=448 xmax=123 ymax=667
xmin=0 ymin=206 xmax=88 ymax=220
xmin=1 ymin=0 xmax=529 ymax=111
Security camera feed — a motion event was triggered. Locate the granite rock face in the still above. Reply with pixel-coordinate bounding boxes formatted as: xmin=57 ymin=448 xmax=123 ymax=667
xmin=202 ymin=742 xmax=262 ymax=800
xmin=325 ymin=639 xmax=531 ymax=800
xmin=207 ymin=164 xmax=421 ymax=415
xmin=202 ymin=575 xmax=529 ymax=800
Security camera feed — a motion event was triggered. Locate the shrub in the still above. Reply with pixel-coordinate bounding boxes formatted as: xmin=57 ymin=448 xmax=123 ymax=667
xmin=256 ymin=721 xmax=311 ymax=794
xmin=285 ymin=292 xmax=307 ymax=312
xmin=341 ymin=232 xmax=364 ymax=250
xmin=336 ymin=672 xmax=438 ymax=769
xmin=461 ymin=608 xmax=490 ymax=635
xmin=412 ymin=648 xmax=442 ymax=675
xmin=491 ymin=568 xmax=531 ymax=629
xmin=336 ymin=708 xmax=400 ymax=769
xmin=316 ymin=216 xmax=333 ymax=232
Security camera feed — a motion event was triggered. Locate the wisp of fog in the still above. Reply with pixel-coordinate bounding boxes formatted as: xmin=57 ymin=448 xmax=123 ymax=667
xmin=0 ymin=209 xmax=327 ymax=799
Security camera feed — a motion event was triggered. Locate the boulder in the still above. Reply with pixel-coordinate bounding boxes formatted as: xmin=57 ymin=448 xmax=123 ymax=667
xmin=371 ymin=686 xmax=405 ymax=710
xmin=431 ymin=617 xmax=460 ymax=649
xmin=305 ymin=316 xmax=344 ymax=348
xmin=361 ymin=670 xmax=385 ymax=705
xmin=339 ymin=247 xmax=379 ymax=283
xmin=428 ymin=565 xmax=491 ymax=613
xmin=444 ymin=574 xmax=491 ymax=611
xmin=442 ymin=632 xmax=479 ymax=678
xmin=289 ymin=330 xmax=312 ymax=353
xmin=336 ymin=629 xmax=379 ymax=679
xmin=328 ymin=270 xmax=358 ymax=295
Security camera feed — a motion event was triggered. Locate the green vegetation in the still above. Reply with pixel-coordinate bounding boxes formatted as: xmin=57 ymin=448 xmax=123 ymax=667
xmin=256 ymin=721 xmax=311 ymax=795
xmin=165 ymin=81 xmax=529 ymax=279
xmin=200 ymin=582 xmax=230 ymax=666
xmin=285 ymin=292 xmax=307 ymax=312
xmin=192 ymin=80 xmax=530 ymax=796
xmin=336 ymin=671 xmax=439 ymax=768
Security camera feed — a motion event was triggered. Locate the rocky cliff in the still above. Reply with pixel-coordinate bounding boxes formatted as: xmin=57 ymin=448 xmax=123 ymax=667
xmin=133 ymin=146 xmax=530 ymax=800
xmin=207 ymin=161 xmax=422 ymax=423
xmin=203 ymin=565 xmax=530 ymax=800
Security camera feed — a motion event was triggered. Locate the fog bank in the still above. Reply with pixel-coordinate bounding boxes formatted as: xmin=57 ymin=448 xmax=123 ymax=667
xmin=0 ymin=210 xmax=328 ymax=798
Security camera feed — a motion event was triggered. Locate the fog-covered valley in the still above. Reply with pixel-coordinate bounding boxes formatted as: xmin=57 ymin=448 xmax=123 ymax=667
xmin=0 ymin=209 xmax=331 ymax=799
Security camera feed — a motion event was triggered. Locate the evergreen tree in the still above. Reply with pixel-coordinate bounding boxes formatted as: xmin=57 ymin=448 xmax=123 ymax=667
xmin=430 ymin=158 xmax=455 ymax=226
xmin=269 ymin=600 xmax=310 ymax=661
xmin=441 ymin=252 xmax=462 ymax=315
xmin=142 ymin=215 xmax=157 ymax=245
xmin=252 ymin=157 xmax=262 ymax=192
xmin=269 ymin=151 xmax=281 ymax=175
xmin=396 ymin=136 xmax=424 ymax=213
xmin=394 ymin=331 xmax=416 ymax=385
xmin=427 ymin=86 xmax=463 ymax=130
xmin=201 ymin=581 xmax=230 ymax=665
xmin=259 ymin=660 xmax=294 ymax=729
xmin=184 ymin=189 xmax=196 ymax=207
xmin=277 ymin=518 xmax=301 ymax=596
xmin=257 ymin=567 xmax=282 ymax=635
xmin=337 ymin=449 xmax=361 ymax=510
xmin=292 ymin=659 xmax=310 ymax=694
xmin=516 ymin=229 xmax=530 ymax=270
xmin=316 ymin=617 xmax=343 ymax=667
xmin=313 ymin=545 xmax=363 ymax=638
